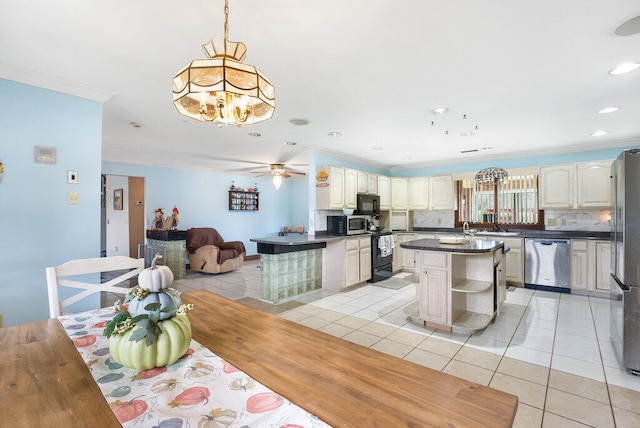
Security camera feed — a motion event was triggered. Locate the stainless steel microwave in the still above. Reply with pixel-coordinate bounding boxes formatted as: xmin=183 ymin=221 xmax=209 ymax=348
xmin=327 ymin=215 xmax=369 ymax=236
xmin=355 ymin=193 xmax=380 ymax=215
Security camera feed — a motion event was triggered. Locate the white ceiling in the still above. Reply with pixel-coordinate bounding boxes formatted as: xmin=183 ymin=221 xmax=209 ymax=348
xmin=2 ymin=0 xmax=639 ymax=177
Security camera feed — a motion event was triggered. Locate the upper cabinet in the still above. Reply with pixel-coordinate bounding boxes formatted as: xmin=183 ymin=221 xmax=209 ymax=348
xmin=540 ymin=164 xmax=575 ymax=208
xmin=316 ymin=165 xmax=345 ymax=210
xmin=344 ymin=168 xmax=358 ymax=209
xmin=540 ymin=161 xmax=612 ymax=209
xmin=391 ymin=178 xmax=409 ymax=210
xmin=378 ymin=176 xmax=391 ymax=210
xmin=577 ymin=161 xmax=612 ymax=208
xmin=357 ymin=171 xmax=379 ymax=195
xmin=429 ymin=175 xmax=456 ymax=210
xmin=409 ymin=177 xmax=429 ymax=210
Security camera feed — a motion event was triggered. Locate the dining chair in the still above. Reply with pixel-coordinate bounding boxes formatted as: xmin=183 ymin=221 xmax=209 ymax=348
xmin=46 ymin=256 xmax=144 ymax=318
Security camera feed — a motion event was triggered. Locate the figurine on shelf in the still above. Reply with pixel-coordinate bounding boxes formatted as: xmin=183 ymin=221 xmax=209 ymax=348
xmin=171 ymin=205 xmax=180 ymax=230
xmin=230 ymin=181 xmax=235 ymax=191
xmin=153 ymin=208 xmax=165 ymax=229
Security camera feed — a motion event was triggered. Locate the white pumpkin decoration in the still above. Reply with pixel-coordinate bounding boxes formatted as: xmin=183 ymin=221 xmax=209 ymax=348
xmin=139 ymin=253 xmax=174 ymax=292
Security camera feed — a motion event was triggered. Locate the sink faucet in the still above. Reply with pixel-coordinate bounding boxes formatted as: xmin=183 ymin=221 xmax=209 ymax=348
xmin=493 ymin=222 xmax=500 ymax=232
xmin=463 ymin=222 xmax=470 ymax=234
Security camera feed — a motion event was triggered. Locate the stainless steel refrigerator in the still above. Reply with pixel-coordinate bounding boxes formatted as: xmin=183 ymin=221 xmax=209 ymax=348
xmin=611 ymin=149 xmax=640 ymax=375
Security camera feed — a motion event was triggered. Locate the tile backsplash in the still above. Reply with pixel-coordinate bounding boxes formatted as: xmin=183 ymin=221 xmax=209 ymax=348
xmin=412 ymin=208 xmax=610 ymax=232
xmin=544 ymin=209 xmax=610 ymax=232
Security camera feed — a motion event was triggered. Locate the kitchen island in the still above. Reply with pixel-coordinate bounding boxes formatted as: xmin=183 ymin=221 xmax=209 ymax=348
xmin=401 ymin=238 xmax=506 ymax=333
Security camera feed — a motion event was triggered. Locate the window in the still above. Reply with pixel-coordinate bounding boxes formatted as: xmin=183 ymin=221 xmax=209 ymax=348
xmin=457 ymin=175 xmax=542 ymax=227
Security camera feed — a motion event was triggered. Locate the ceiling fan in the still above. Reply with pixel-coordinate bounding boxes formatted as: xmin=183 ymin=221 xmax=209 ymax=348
xmin=256 ymin=164 xmax=306 ymax=190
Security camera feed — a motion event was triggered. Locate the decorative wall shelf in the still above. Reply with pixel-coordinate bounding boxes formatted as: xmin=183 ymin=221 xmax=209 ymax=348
xmin=229 ymin=190 xmax=259 ymax=211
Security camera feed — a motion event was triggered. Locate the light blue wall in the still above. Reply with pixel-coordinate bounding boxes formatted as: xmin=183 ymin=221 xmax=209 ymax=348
xmin=0 ymin=79 xmax=103 ymax=327
xmin=392 ymin=146 xmax=640 ymax=177
xmin=102 ymin=162 xmax=304 ymax=255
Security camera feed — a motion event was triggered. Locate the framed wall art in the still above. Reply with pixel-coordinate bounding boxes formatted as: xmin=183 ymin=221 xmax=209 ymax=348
xmin=113 ymin=188 xmax=123 ymax=210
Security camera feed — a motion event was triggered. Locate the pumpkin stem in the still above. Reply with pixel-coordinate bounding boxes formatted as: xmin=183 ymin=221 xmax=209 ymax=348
xmin=150 ymin=253 xmax=163 ymax=269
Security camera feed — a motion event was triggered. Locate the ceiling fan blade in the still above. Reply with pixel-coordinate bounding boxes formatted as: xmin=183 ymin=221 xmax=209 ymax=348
xmin=284 ymin=171 xmax=306 ymax=175
xmin=255 ymin=172 xmax=272 ymax=177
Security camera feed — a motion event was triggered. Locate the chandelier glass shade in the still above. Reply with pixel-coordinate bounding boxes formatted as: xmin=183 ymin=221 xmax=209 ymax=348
xmin=172 ymin=1 xmax=275 ymax=127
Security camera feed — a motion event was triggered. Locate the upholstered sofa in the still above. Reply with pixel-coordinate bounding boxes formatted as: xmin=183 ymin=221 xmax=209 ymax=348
xmin=186 ymin=228 xmax=246 ymax=274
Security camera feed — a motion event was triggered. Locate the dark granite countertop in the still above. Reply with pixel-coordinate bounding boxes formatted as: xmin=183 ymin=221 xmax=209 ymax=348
xmin=250 ymin=232 xmax=371 ymax=246
xmin=400 ymin=238 xmax=504 ymax=253
xmin=411 ymin=227 xmax=610 ymax=240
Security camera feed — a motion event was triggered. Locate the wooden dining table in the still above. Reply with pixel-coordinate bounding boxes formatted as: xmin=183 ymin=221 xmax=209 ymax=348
xmin=0 ymin=289 xmax=518 ymax=427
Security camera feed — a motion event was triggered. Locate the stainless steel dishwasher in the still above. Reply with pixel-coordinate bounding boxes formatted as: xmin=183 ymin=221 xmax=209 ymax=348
xmin=524 ymin=238 xmax=571 ymax=292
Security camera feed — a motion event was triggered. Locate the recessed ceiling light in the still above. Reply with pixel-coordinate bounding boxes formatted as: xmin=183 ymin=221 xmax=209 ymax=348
xmin=248 ymin=132 xmax=261 ymax=137
xmin=591 ymin=130 xmax=608 ymax=137
xmin=460 ymin=132 xmax=475 ymax=137
xmin=130 ymin=121 xmax=142 ymax=128
xmin=285 ymin=141 xmax=297 ymax=146
xmin=430 ymin=107 xmax=449 ymax=115
xmin=598 ymin=107 xmax=620 ymax=114
xmin=609 ymin=62 xmax=640 ymax=75
xmin=289 ymin=118 xmax=309 ymax=126
xmin=327 ymin=131 xmax=342 ymax=137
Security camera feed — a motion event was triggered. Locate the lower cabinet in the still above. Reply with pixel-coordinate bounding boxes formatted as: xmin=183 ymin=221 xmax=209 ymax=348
xmin=345 ymin=236 xmax=372 ymax=287
xmin=419 ymin=266 xmax=449 ymax=325
xmin=393 ymin=233 xmax=417 ymax=272
xmin=502 ymin=238 xmax=524 ymax=286
xmin=571 ymin=239 xmax=610 ymax=295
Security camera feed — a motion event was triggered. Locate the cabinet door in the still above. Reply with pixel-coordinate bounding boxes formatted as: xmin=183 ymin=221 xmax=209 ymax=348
xmin=360 ymin=247 xmax=372 ymax=281
xmin=357 ymin=170 xmax=368 ymax=194
xmin=391 ymin=178 xmax=408 ymax=210
xmin=409 ymin=177 xmax=429 ymax=210
xmin=429 ymin=175 xmax=456 ymax=210
xmin=540 ymin=165 xmax=575 ymax=208
xmin=378 ymin=176 xmax=391 ymax=210
xmin=344 ymin=168 xmax=358 ymax=209
xmin=328 ymin=166 xmax=345 ymax=209
xmin=367 ymin=173 xmax=378 ymax=195
xmin=420 ymin=268 xmax=449 ymax=324
xmin=345 ymin=249 xmax=360 ymax=286
xmin=571 ymin=248 xmax=589 ymax=291
xmin=505 ymin=248 xmax=524 ymax=284
xmin=496 ymin=259 xmax=507 ymax=309
xmin=577 ymin=161 xmax=613 ymax=208
xmin=596 ymin=241 xmax=611 ymax=291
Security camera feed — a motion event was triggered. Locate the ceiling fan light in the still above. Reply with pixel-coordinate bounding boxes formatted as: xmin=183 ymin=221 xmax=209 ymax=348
xmin=272 ymin=174 xmax=283 ymax=190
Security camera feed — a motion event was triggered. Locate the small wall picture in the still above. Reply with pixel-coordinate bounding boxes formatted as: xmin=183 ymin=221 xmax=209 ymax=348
xmin=113 ymin=188 xmax=123 ymax=210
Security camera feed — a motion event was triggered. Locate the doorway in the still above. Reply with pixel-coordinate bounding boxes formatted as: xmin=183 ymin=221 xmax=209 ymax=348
xmin=102 ymin=174 xmax=145 ymax=257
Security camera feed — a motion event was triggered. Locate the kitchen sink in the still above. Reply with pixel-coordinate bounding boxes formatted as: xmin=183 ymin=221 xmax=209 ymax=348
xmin=475 ymin=231 xmax=520 ymax=236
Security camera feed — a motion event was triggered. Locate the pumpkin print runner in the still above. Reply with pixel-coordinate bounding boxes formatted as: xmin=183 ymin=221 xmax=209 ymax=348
xmin=59 ymin=308 xmax=331 ymax=427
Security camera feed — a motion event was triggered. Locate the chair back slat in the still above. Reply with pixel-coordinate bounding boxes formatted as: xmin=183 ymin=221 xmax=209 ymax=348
xmin=46 ymin=256 xmax=144 ymax=318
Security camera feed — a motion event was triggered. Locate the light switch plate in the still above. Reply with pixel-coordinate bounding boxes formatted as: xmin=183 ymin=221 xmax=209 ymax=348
xmin=68 ymin=170 xmax=78 ymax=184
xmin=68 ymin=191 xmax=79 ymax=205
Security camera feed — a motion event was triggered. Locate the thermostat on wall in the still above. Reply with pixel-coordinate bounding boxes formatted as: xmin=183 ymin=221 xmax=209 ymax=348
xmin=34 ymin=146 xmax=57 ymax=164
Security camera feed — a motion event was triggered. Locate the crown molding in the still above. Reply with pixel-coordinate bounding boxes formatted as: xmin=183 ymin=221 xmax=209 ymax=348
xmin=0 ymin=63 xmax=115 ymax=102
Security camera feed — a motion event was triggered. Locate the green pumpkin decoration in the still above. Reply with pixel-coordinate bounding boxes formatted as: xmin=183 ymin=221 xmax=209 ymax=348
xmin=104 ymin=253 xmax=193 ymax=370
xmin=109 ymin=314 xmax=191 ymax=370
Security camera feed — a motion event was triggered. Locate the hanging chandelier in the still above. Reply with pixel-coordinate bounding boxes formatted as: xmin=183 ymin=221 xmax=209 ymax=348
xmin=475 ymin=167 xmax=508 ymax=184
xmin=172 ymin=0 xmax=275 ymax=127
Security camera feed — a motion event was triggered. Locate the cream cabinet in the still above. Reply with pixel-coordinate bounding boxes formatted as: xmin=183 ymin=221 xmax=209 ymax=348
xmin=429 ymin=175 xmax=456 ymax=210
xmin=391 ymin=178 xmax=408 ymax=210
xmin=409 ymin=177 xmax=429 ymax=210
xmin=315 ymin=166 xmax=345 ymax=210
xmin=378 ymin=176 xmax=391 ymax=210
xmin=596 ymin=241 xmax=611 ymax=292
xmin=577 ymin=161 xmax=612 ymax=208
xmin=571 ymin=239 xmax=611 ymax=295
xmin=345 ymin=236 xmax=372 ymax=286
xmin=393 ymin=233 xmax=417 ymax=272
xmin=367 ymin=173 xmax=378 ymax=195
xmin=540 ymin=164 xmax=575 ymax=208
xmin=344 ymin=168 xmax=358 ymax=209
xmin=417 ymin=248 xmax=502 ymax=332
xmin=503 ymin=238 xmax=524 ymax=286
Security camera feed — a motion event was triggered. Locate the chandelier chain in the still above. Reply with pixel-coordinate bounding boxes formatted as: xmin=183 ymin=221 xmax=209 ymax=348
xmin=224 ymin=0 xmax=229 ymax=40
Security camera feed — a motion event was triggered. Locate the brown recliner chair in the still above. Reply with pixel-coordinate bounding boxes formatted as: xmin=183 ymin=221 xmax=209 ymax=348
xmin=187 ymin=228 xmax=246 ymax=274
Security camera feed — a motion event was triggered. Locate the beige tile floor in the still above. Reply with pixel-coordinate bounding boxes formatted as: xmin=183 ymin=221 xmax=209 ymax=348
xmin=167 ymin=259 xmax=640 ymax=428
